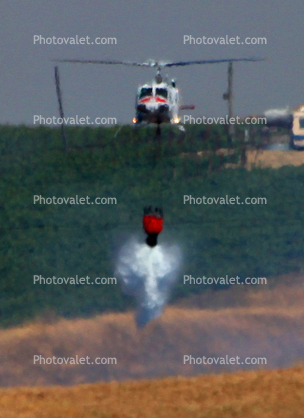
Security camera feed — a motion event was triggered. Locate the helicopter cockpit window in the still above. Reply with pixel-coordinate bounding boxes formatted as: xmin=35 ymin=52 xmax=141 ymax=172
xmin=139 ymin=87 xmax=153 ymax=98
xmin=156 ymin=88 xmax=168 ymax=98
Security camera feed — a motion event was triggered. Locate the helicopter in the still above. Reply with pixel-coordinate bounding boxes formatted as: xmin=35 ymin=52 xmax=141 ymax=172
xmin=55 ymin=57 xmax=264 ymax=135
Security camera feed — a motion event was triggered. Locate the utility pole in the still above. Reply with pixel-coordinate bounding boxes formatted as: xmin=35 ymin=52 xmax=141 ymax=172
xmin=223 ymin=62 xmax=234 ymax=145
xmin=54 ymin=66 xmax=68 ymax=153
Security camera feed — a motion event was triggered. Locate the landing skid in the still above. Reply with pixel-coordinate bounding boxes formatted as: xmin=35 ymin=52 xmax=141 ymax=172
xmin=133 ymin=122 xmax=162 ymax=138
xmin=114 ymin=125 xmax=123 ymax=138
xmin=171 ymin=123 xmax=186 ymax=133
xmin=127 ymin=121 xmax=185 ymax=137
xmin=177 ymin=124 xmax=186 ymax=132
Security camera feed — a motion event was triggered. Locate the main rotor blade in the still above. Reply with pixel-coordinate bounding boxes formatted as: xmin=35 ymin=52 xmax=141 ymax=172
xmin=54 ymin=57 xmax=265 ymax=68
xmin=54 ymin=59 xmax=156 ymax=67
xmin=163 ymin=58 xmax=265 ymax=67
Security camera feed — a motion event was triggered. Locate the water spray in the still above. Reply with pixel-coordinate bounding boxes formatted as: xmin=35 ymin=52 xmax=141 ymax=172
xmin=116 ymin=207 xmax=181 ymax=328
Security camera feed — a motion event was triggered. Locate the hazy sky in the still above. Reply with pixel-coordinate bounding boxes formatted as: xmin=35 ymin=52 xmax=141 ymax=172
xmin=1 ymin=0 xmax=302 ymax=125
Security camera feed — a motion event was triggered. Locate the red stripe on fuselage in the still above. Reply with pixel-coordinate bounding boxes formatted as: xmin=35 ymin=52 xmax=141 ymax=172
xmin=139 ymin=96 xmax=167 ymax=104
xmin=155 ymin=97 xmax=167 ymax=103
xmin=138 ymin=97 xmax=151 ymax=103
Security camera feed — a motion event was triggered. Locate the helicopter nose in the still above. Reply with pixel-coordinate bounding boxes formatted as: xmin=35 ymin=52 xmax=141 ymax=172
xmin=146 ymin=102 xmax=158 ymax=110
xmin=137 ymin=104 xmax=147 ymax=112
xmin=159 ymin=104 xmax=169 ymax=113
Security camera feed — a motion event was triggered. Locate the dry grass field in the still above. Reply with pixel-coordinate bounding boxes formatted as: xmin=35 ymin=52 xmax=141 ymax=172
xmin=0 ymin=366 xmax=303 ymax=418
xmin=189 ymin=148 xmax=304 ymax=169
xmin=0 ymin=273 xmax=303 ymax=387
xmin=0 ymin=274 xmax=303 ymax=416
xmin=244 ymin=149 xmax=304 ymax=169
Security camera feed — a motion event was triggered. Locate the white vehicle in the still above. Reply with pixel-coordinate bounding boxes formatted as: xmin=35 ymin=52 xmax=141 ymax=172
xmin=291 ymin=105 xmax=304 ymax=149
xmin=263 ymin=105 xmax=304 ymax=150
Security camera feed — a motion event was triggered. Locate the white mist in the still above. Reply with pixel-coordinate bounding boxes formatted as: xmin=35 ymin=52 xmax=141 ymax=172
xmin=116 ymin=238 xmax=181 ymax=327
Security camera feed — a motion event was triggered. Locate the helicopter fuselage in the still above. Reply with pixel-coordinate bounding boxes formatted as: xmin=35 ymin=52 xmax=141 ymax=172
xmin=133 ymin=81 xmax=180 ymax=126
xmin=55 ymin=56 xmax=263 ymax=133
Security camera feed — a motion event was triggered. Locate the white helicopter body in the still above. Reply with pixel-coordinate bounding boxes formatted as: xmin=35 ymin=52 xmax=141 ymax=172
xmin=134 ymin=78 xmax=180 ymax=127
xmin=55 ymin=57 xmax=264 ymax=133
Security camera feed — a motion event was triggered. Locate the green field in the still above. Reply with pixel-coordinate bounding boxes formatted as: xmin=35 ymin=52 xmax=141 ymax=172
xmin=1 ymin=124 xmax=303 ymax=327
